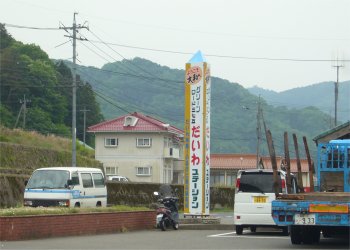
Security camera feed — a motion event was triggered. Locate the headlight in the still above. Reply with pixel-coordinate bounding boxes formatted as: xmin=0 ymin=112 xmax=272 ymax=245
xmin=24 ymin=200 xmax=33 ymax=206
xmin=58 ymin=200 xmax=70 ymax=207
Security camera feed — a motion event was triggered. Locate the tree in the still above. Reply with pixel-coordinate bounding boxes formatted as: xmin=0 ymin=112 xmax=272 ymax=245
xmin=77 ymin=81 xmax=104 ymax=146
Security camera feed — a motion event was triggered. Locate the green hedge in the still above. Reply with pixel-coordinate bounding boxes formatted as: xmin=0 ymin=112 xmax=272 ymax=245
xmin=107 ymin=182 xmax=235 ymax=210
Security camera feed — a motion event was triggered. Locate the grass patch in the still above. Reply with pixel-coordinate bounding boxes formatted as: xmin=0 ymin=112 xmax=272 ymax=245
xmin=0 ymin=126 xmax=94 ymax=158
xmin=0 ymin=205 xmax=151 ymax=217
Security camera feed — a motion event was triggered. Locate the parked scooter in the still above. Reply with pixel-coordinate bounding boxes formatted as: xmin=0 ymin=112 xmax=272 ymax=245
xmin=154 ymin=185 xmax=179 ymax=231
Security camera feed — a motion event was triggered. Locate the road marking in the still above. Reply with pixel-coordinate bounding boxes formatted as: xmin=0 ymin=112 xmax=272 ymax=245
xmin=208 ymin=231 xmax=289 ymax=239
xmin=208 ymin=232 xmax=237 ymax=237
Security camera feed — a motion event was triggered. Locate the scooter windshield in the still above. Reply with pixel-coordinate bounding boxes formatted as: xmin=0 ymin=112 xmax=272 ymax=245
xmin=159 ymin=184 xmax=174 ymax=197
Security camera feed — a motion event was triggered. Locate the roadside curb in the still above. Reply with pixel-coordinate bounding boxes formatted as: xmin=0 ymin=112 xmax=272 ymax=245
xmin=179 ymin=223 xmax=234 ymax=230
xmin=178 ymin=214 xmax=234 ymax=230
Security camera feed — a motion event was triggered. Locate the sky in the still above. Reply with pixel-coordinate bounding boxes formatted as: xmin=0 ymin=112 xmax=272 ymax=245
xmin=1 ymin=0 xmax=350 ymax=92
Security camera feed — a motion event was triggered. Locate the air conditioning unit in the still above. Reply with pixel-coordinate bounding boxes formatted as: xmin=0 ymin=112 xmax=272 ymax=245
xmin=123 ymin=116 xmax=138 ymax=127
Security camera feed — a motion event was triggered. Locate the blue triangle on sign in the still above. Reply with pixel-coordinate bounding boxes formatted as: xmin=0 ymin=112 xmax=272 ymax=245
xmin=188 ymin=50 xmax=206 ymax=63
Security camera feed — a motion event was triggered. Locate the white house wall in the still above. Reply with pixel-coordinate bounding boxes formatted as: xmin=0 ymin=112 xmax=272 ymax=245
xmin=95 ymin=132 xmax=175 ymax=183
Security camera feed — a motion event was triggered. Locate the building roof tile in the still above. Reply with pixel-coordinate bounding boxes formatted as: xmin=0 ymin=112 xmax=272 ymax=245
xmin=87 ymin=112 xmax=183 ymax=136
xmin=211 ymin=154 xmax=310 ymax=172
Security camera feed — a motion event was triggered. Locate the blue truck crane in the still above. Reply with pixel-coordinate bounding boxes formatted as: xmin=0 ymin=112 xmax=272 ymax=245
xmin=271 ymin=139 xmax=350 ymax=245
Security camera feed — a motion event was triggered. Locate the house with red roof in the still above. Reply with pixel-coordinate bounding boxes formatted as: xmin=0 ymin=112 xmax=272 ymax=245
xmin=87 ymin=112 xmax=184 ymax=184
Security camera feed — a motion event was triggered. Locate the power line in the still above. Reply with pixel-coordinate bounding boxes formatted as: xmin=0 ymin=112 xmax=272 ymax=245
xmin=3 ymin=23 xmax=60 ymax=30
xmin=2 ymin=64 xmax=348 ymax=117
xmin=86 ymin=39 xmax=350 ymax=63
xmin=4 ymin=22 xmax=350 ymax=63
xmin=78 ymin=29 xmax=186 ymax=94
xmin=91 ymin=64 xmax=182 ymax=83
xmin=87 ymin=30 xmax=163 ymax=79
xmin=93 ymin=89 xmax=132 ymax=114
xmin=74 ymin=61 xmax=182 ymax=85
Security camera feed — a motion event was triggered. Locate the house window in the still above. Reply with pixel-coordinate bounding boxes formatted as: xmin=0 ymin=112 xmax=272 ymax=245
xmin=105 ymin=138 xmax=118 ymax=147
xmin=136 ymin=138 xmax=152 ymax=147
xmin=136 ymin=166 xmax=152 ymax=176
xmin=210 ymin=171 xmax=226 ymax=186
xmin=105 ymin=167 xmax=118 ymax=175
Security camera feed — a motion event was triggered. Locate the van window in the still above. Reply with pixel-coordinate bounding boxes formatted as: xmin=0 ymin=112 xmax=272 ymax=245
xmin=239 ymin=172 xmax=282 ymax=193
xmin=81 ymin=173 xmax=93 ymax=188
xmin=92 ymin=173 xmax=105 ymax=187
xmin=71 ymin=172 xmax=80 ymax=185
xmin=27 ymin=170 xmax=69 ymax=189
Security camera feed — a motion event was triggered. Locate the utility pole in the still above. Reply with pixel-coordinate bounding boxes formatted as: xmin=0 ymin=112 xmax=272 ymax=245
xmin=256 ymin=95 xmax=262 ymax=168
xmin=14 ymin=95 xmax=30 ymax=129
xmin=79 ymin=106 xmax=90 ymax=147
xmin=60 ymin=13 xmax=88 ymax=167
xmin=332 ymin=62 xmax=343 ymax=127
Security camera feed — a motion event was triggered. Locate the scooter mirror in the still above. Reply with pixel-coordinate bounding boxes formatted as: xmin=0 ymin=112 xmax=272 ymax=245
xmin=153 ymin=191 xmax=159 ymax=196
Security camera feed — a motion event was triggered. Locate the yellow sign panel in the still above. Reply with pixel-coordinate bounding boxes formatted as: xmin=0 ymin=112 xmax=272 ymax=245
xmin=184 ymin=51 xmax=210 ymax=216
xmin=309 ymin=204 xmax=349 ymax=213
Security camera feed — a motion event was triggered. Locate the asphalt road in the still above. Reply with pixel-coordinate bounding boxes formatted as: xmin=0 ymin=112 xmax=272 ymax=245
xmin=2 ymin=229 xmax=349 ymax=250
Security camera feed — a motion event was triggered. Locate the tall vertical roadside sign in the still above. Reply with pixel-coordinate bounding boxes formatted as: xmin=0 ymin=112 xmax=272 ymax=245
xmin=184 ymin=51 xmax=211 ymax=216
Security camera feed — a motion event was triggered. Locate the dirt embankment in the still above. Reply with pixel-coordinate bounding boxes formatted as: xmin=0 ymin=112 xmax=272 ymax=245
xmin=0 ymin=142 xmax=102 ymax=207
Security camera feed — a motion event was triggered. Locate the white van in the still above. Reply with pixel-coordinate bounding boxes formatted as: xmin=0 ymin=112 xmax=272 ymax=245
xmin=233 ymin=169 xmax=297 ymax=235
xmin=24 ymin=167 xmax=107 ymax=208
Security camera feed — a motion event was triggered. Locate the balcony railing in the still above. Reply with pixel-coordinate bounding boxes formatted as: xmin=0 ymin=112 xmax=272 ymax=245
xmin=164 ymin=147 xmax=180 ymax=159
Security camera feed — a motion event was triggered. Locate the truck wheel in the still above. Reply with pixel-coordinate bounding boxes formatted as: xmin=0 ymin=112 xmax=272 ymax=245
xmin=282 ymin=226 xmax=289 ymax=236
xmin=301 ymin=226 xmax=320 ymax=244
xmin=309 ymin=227 xmax=320 ymax=244
xmin=312 ymin=229 xmax=320 ymax=244
xmin=236 ymin=225 xmax=243 ymax=235
xmin=322 ymin=229 xmax=331 ymax=238
xmin=290 ymin=225 xmax=302 ymax=245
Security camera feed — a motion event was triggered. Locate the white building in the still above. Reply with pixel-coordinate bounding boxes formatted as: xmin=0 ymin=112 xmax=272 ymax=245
xmin=87 ymin=112 xmax=184 ymax=184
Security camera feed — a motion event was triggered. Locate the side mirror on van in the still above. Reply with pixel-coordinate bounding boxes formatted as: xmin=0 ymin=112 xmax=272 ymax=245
xmin=67 ymin=179 xmax=73 ymax=186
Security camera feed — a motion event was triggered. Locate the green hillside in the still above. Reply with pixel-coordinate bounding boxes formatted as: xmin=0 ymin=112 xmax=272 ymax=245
xmin=248 ymin=81 xmax=350 ymax=123
xmin=0 ymin=24 xmax=333 ymax=158
xmin=71 ymin=58 xmax=331 ymax=157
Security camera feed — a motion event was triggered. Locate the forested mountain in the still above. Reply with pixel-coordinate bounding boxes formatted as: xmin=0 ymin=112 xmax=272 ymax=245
xmin=248 ymin=81 xmax=350 ymax=123
xmin=0 ymin=24 xmax=104 ymax=146
xmin=68 ymin=58 xmax=333 ymax=157
xmin=0 ymin=25 xmax=336 ymax=157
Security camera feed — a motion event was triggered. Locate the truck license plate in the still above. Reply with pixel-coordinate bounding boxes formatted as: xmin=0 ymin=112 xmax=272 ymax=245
xmin=295 ymin=214 xmax=316 ymax=225
xmin=253 ymin=196 xmax=267 ymax=203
